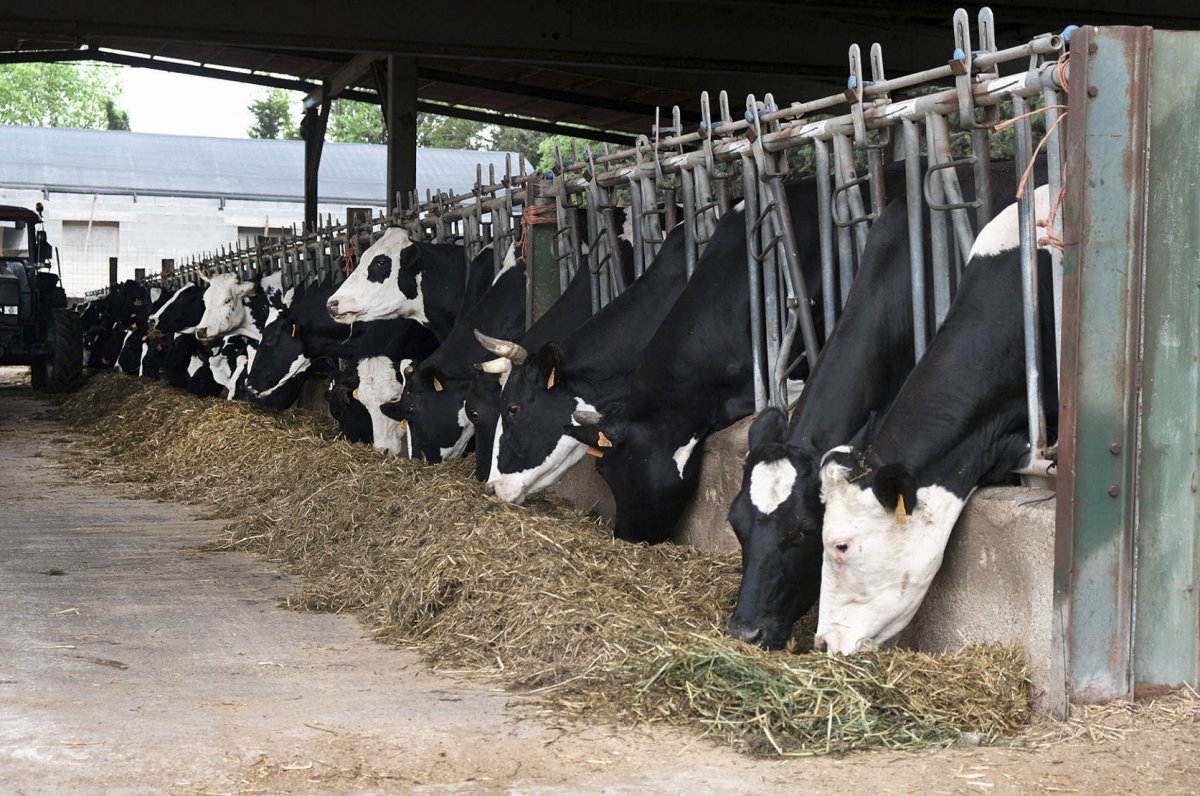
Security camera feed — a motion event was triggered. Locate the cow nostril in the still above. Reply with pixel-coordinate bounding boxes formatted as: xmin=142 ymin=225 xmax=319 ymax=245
xmin=817 ymin=640 xmax=829 ymax=653
xmin=835 ymin=542 xmax=849 ymax=553
xmin=483 ymin=483 xmax=496 ymax=496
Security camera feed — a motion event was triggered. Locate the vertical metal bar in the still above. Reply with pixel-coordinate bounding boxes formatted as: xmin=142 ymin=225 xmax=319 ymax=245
xmin=679 ymin=165 xmax=699 ymax=278
xmin=1042 ymin=84 xmax=1066 ymax=381
xmin=1012 ymin=93 xmax=1048 ymax=462
xmin=812 ymin=139 xmax=837 ymax=336
xmin=767 ymin=177 xmax=821 ymax=374
xmin=927 ymin=114 xmax=978 ymax=263
xmin=832 ymin=132 xmax=870 ymax=256
xmin=924 ymin=119 xmax=952 ymax=329
xmin=741 ymin=155 xmax=768 ymax=411
xmin=626 ymin=180 xmax=647 ymax=278
xmin=972 ymin=127 xmax=994 ymax=228
xmin=902 ymin=118 xmax=929 ymax=360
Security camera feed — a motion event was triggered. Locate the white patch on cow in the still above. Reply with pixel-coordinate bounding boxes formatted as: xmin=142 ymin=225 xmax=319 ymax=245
xmin=227 ymin=349 xmax=249 ymax=400
xmin=327 ymin=228 xmax=428 ymax=325
xmin=619 ymin=209 xmax=634 ymax=245
xmin=138 ymin=343 xmax=153 ymax=377
xmin=196 ymin=274 xmax=260 ymax=341
xmin=438 ymin=402 xmax=475 ymax=461
xmin=260 ymin=271 xmax=284 ymax=305
xmin=813 ymin=455 xmax=966 ymax=655
xmin=491 ymin=242 xmax=518 ymax=286
xmin=749 ymin=458 xmax=798 ymax=515
xmin=187 ymin=355 xmax=204 ymax=379
xmin=149 ymin=283 xmax=193 ymax=326
xmin=673 ymin=435 xmax=700 ymax=479
xmin=114 ymin=329 xmax=135 ymax=371
xmin=208 ymin=351 xmax=236 ymax=395
xmin=969 ymin=184 xmax=1051 ymax=259
xmin=149 ymin=286 xmax=162 ymax=303
xmin=733 ymin=199 xmax=746 ymax=213
xmin=254 ymin=352 xmax=311 ymax=397
xmin=355 ymin=357 xmax=409 ymax=457
xmin=487 ymin=397 xmax=597 ymax=505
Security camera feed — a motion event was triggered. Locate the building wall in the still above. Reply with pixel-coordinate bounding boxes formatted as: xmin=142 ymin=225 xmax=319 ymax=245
xmin=0 ymin=187 xmax=383 ymax=296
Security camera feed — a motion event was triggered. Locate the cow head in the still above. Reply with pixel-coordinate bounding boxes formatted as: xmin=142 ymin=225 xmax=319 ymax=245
xmin=814 ymin=447 xmax=963 ymax=654
xmin=465 ymin=372 xmax=502 ymax=481
xmin=724 ymin=408 xmax=824 ymax=649
xmin=354 ymin=356 xmax=412 ymax=457
xmin=326 ymin=228 xmax=424 ymax=324
xmin=148 ymin=283 xmax=203 ymax=335
xmin=245 ymin=300 xmax=311 ymax=399
xmin=195 ymin=273 xmax=256 ymax=342
xmin=387 ymin=361 xmax=474 ymax=463
xmin=564 ymin=409 xmax=697 ymax=544
xmin=325 ymin=368 xmax=373 ymax=445
xmin=484 ymin=341 xmax=592 ymax=504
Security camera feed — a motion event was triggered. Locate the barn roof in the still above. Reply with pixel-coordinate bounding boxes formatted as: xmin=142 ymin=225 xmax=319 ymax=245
xmin=0 ymin=125 xmax=526 ymax=205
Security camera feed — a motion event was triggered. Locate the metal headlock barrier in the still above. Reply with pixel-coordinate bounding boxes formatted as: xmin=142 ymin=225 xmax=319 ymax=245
xmin=94 ymin=5 xmax=1066 ymax=477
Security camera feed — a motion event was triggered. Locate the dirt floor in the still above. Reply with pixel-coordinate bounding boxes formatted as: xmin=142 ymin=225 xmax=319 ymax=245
xmin=1 ymin=370 xmax=1198 ymax=795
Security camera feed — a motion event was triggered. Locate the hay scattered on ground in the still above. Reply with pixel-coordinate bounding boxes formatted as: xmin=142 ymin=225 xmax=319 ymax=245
xmin=59 ymin=373 xmax=1035 ymax=755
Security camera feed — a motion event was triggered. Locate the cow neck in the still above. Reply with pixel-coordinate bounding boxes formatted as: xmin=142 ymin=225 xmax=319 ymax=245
xmin=861 ymin=252 xmax=1031 ymax=499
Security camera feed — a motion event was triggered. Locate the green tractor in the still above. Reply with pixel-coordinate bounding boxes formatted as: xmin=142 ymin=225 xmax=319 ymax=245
xmin=0 ymin=204 xmax=83 ymax=392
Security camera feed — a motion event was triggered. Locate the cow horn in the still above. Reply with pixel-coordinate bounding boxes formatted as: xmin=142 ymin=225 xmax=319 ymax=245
xmin=473 ymin=329 xmax=528 ymax=365
xmin=197 ymin=270 xmax=212 ymax=284
xmin=572 ymin=409 xmax=603 ymax=426
xmin=475 ymin=357 xmax=512 ymax=376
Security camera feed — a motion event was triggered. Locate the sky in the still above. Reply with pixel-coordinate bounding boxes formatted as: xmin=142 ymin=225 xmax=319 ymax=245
xmin=120 ymin=67 xmax=297 ymax=139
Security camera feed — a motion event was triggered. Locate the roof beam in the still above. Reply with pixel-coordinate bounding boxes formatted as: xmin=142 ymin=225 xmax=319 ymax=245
xmin=302 ymin=52 xmax=384 ymax=110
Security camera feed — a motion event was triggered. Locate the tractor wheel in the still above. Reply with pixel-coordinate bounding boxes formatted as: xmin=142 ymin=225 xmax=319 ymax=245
xmin=40 ymin=308 xmax=84 ymax=393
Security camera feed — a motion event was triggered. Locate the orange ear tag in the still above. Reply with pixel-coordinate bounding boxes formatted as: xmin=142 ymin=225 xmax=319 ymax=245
xmin=895 ymin=494 xmax=908 ymax=526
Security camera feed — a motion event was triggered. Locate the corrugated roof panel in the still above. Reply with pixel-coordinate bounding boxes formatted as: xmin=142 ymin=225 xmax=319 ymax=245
xmin=0 ymin=125 xmax=528 ymax=204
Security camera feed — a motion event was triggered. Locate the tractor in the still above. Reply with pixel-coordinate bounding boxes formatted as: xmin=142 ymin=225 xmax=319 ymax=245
xmin=0 ymin=203 xmax=83 ymax=391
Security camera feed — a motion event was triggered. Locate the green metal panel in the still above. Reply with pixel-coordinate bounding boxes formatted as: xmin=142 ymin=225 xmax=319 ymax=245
xmin=1132 ymin=29 xmax=1200 ymax=694
xmin=1059 ymin=26 xmax=1200 ymax=705
xmin=524 ymin=185 xmax=562 ymax=327
xmin=1057 ymin=26 xmax=1151 ymax=704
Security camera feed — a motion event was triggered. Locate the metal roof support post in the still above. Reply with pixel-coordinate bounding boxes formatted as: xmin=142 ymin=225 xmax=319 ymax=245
xmin=384 ymin=56 xmax=417 ymax=218
xmin=301 ymin=85 xmax=330 ymax=234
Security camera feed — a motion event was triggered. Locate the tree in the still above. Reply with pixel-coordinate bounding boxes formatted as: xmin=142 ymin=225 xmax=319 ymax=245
xmin=0 ymin=62 xmax=128 ymax=129
xmin=247 ymin=87 xmax=300 ymax=140
xmin=415 ymin=111 xmax=486 ymax=150
xmin=487 ymin=125 xmax=546 ymax=173
xmin=104 ymin=99 xmax=130 ymax=131
xmin=327 ymin=99 xmax=387 ymax=144
xmin=535 ymin=133 xmax=611 ymax=174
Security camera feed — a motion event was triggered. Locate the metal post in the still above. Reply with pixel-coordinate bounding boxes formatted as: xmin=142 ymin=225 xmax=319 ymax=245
xmin=902 ymin=118 xmax=929 ymax=359
xmin=813 ymin=139 xmax=837 ymax=334
xmin=924 ymin=119 xmax=952 ymax=330
xmin=1011 ymin=93 xmax=1047 ymax=461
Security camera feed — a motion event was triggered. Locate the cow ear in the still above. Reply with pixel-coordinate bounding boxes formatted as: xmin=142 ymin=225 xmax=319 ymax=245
xmin=748 ymin=407 xmax=788 ymax=452
xmin=240 ymin=282 xmax=257 ymax=298
xmin=399 ymin=242 xmax=421 ymax=271
xmin=563 ymin=422 xmax=615 ymax=456
xmin=872 ymin=464 xmax=918 ymax=522
xmin=538 ymin=344 xmax=563 ymax=390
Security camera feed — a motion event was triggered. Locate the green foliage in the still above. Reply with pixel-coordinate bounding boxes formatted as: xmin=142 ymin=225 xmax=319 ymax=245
xmin=0 ymin=62 xmax=127 ymax=129
xmin=415 ymin=111 xmax=486 ymax=150
xmin=487 ymin=125 xmax=546 ymax=172
xmin=247 ymin=88 xmax=300 ymax=140
xmin=535 ymin=133 xmax=611 ymax=174
xmin=328 ymin=99 xmax=387 ymax=144
xmin=104 ymin=99 xmax=130 ymax=131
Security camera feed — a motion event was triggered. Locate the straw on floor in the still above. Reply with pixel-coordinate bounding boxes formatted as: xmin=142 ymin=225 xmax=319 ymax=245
xmin=58 ymin=372 xmax=1032 ymax=756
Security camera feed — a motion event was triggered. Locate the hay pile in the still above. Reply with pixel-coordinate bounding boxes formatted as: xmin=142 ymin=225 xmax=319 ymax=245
xmin=59 ymin=373 xmax=1031 ymax=755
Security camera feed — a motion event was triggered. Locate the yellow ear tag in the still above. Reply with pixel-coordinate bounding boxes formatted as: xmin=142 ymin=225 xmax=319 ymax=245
xmin=597 ymin=431 xmax=613 ymax=448
xmin=895 ymin=494 xmax=908 ymax=526
xmin=399 ymin=419 xmax=408 ymax=432
xmin=585 ymin=446 xmax=605 ymax=458
xmin=352 ymin=389 xmax=359 ymax=400
xmin=547 ymin=367 xmax=556 ymax=389
xmin=433 ymin=377 xmax=443 ymax=392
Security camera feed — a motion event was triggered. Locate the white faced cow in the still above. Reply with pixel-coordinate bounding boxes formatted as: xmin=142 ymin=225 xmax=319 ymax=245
xmin=195 ymin=273 xmax=260 ymax=342
xmin=353 ymin=356 xmax=415 ymax=457
xmin=814 ymin=185 xmax=1056 ymax=655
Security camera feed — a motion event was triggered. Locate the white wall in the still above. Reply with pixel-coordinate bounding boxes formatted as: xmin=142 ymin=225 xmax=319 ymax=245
xmin=0 ymin=187 xmax=384 ymax=296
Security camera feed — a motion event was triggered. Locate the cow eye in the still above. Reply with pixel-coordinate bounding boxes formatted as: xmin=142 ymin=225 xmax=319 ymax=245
xmin=467 ymin=409 xmax=480 ymax=423
xmin=506 ymin=403 xmax=520 ymax=418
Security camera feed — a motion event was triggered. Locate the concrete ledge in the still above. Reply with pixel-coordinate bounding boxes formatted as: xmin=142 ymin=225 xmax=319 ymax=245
xmin=545 ymin=417 xmax=1061 ymax=710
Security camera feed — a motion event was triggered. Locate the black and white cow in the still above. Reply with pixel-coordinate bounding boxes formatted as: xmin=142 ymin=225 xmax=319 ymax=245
xmin=814 ymin=186 xmax=1057 ymax=655
xmin=558 ymin=177 xmax=859 ymax=544
xmin=325 ymin=228 xmax=487 ymax=342
xmin=194 ymin=272 xmax=277 ymax=343
xmin=148 ymin=282 xmax=205 ymax=336
xmin=390 ymin=249 xmax=526 ymax=464
xmin=724 ymin=160 xmax=1039 ymax=649
xmin=480 ymin=220 xmax=690 ymax=504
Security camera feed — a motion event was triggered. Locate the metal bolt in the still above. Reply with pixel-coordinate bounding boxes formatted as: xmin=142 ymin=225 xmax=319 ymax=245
xmin=1087 ymin=86 xmax=1099 ymax=98
xmin=1110 ymin=442 xmax=1122 ymax=455
xmin=1108 ymin=484 xmax=1121 ymax=498
xmin=1089 ymin=42 xmax=1099 ymax=55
